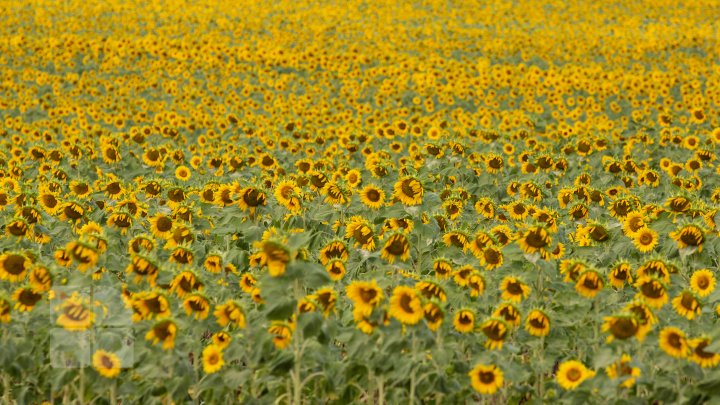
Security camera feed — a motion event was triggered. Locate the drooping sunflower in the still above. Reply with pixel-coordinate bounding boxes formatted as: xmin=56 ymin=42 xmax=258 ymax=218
xmin=669 ymin=224 xmax=705 ymax=252
xmin=671 ymin=290 xmax=702 ymax=320
xmin=145 ymin=319 xmax=178 ymax=350
xmin=467 ymin=273 xmax=486 ymax=298
xmin=518 ymin=226 xmax=551 ymax=255
xmin=480 ymin=246 xmax=504 ymax=271
xmin=415 ymin=280 xmax=447 ymax=302
xmin=0 ymin=298 xmax=10 ymax=323
xmin=602 ymin=314 xmax=640 ymax=343
xmin=433 ymin=258 xmax=453 ymax=279
xmin=312 ymin=287 xmax=337 ymax=317
xmin=575 ymin=270 xmax=604 ymax=298
xmin=453 ymin=309 xmax=475 ymax=333
xmin=239 ymin=273 xmax=257 ymax=294
xmin=690 ymin=269 xmax=716 ymax=297
xmin=212 ymin=332 xmax=232 ymax=350
xmin=634 ymin=276 xmax=668 ymax=308
xmin=606 ymin=354 xmax=640 ymax=388
xmin=130 ymin=291 xmax=171 ymax=322
xmin=389 ymin=285 xmax=423 ymax=325
xmin=658 ymin=327 xmax=688 ymax=358
xmin=393 ymin=176 xmax=424 ymax=206
xmin=689 ymin=337 xmax=720 ymax=368
xmin=525 ymin=309 xmax=550 ymax=337
xmin=65 ymin=240 xmax=99 ymax=272
xmin=501 ymin=276 xmax=531 ymax=303
xmin=468 ymin=364 xmax=504 ymax=394
xmin=635 ymin=259 xmax=672 ymax=283
xmin=204 ymin=254 xmax=223 ymax=274
xmin=325 ymin=259 xmax=346 ymax=281
xmin=29 ymin=266 xmax=52 ymax=292
xmin=12 ymin=286 xmax=43 ymax=312
xmin=202 ymin=344 xmax=225 ymax=374
xmin=56 ymin=294 xmax=94 ymax=331
xmin=622 ymin=211 xmax=646 ymax=236
xmin=318 ymin=240 xmax=349 ymax=265
xmin=0 ymin=252 xmax=31 ymax=282
xmin=346 ymin=280 xmax=384 ymax=316
xmin=268 ymin=321 xmax=294 ymax=349
xmin=490 ymin=303 xmax=520 ymax=328
xmin=381 ymin=233 xmax=411 ymax=263
xmin=183 ymin=293 xmax=210 ymax=320
xmin=359 ymin=184 xmax=385 ymax=209
xmin=92 ymin=350 xmax=121 ymax=378
xmin=423 ymin=302 xmax=444 ymax=331
xmin=481 ymin=318 xmax=509 ymax=350
xmin=345 ymin=217 xmax=376 ymax=250
xmin=274 ymin=179 xmax=303 ymax=213
xmin=170 ymin=270 xmax=204 ymax=298
xmin=556 ymin=360 xmax=595 ymax=390
xmin=260 ymin=240 xmax=292 ymax=277
xmin=609 ymin=261 xmax=633 ymax=289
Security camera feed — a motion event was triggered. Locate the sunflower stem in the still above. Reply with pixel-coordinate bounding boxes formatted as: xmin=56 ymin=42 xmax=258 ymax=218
xmin=2 ymin=372 xmax=11 ymax=405
xmin=110 ymin=381 xmax=117 ymax=405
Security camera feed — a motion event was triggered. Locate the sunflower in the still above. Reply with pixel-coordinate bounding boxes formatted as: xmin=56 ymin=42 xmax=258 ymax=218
xmin=345 ymin=217 xmax=376 ymax=250
xmin=174 ymin=165 xmax=191 ymax=181
xmin=92 ymin=350 xmax=121 ymax=378
xmin=490 ymin=303 xmax=519 ymax=328
xmin=12 ymin=286 xmax=43 ymax=312
xmin=423 ymin=302 xmax=444 ymax=331
xmin=602 ymin=314 xmax=640 ymax=342
xmin=237 ymin=187 xmax=267 ymax=212
xmin=260 ymin=240 xmax=292 ymax=277
xmin=453 ymin=309 xmax=475 ymax=333
xmin=325 ymin=259 xmax=346 ymax=281
xmin=144 ymin=318 xmax=177 ymax=350
xmin=575 ymin=270 xmax=603 ymax=298
xmin=635 ymin=259 xmax=671 ymax=283
xmin=29 ymin=266 xmax=52 ymax=292
xmin=389 ymin=285 xmax=423 ymax=325
xmin=690 ymin=269 xmax=716 ymax=297
xmin=149 ymin=214 xmax=174 ymax=239
xmin=56 ymin=294 xmax=94 ymax=331
xmin=622 ymin=211 xmax=647 ymax=236
xmin=107 ymin=212 xmax=133 ymax=235
xmin=126 ymin=254 xmax=160 ymax=284
xmin=346 ymin=280 xmax=383 ymax=315
xmin=381 ymin=233 xmax=411 ymax=263
xmin=0 ymin=252 xmax=31 ymax=282
xmin=58 ymin=201 xmax=85 ymax=223
xmin=415 ymin=280 xmax=447 ymax=302
xmin=481 ymin=318 xmax=509 ymax=350
xmin=518 ymin=226 xmax=551 ymax=254
xmin=433 ymin=258 xmax=453 ymax=279
xmin=630 ymin=227 xmax=658 ymax=253
xmin=170 ymin=270 xmax=204 ymax=298
xmin=179 ymin=292 xmax=210 ymax=320
xmin=239 ymin=273 xmax=257 ymax=294
xmin=634 ymin=276 xmax=668 ymax=308
xmin=318 ymin=240 xmax=349 ymax=265
xmin=501 ymin=276 xmax=531 ymax=303
xmin=658 ymin=327 xmax=688 ymax=358
xmin=609 ymin=261 xmax=633 ymax=289
xmin=467 ymin=231 xmax=493 ymax=257
xmin=204 ymin=254 xmax=223 ymax=274
xmin=65 ymin=240 xmax=99 ymax=272
xmin=467 ymin=273 xmax=486 ymax=297
xmin=202 ymin=344 xmax=225 ymax=374
xmin=274 ymin=179 xmax=303 ymax=212
xmin=443 ymin=230 xmax=469 ymax=250
xmin=475 ymin=197 xmax=495 ymax=219
xmin=671 ymin=290 xmax=702 ymax=320
xmin=689 ymin=337 xmax=720 ymax=368
xmin=525 ymin=309 xmax=550 ymax=337
xmin=212 ymin=331 xmax=232 ymax=350
xmin=360 ymin=184 xmax=385 ymax=209
xmin=312 ymin=287 xmax=337 ymax=317
xmin=268 ymin=321 xmax=294 ymax=349
xmin=468 ymin=364 xmax=504 ymax=394
xmin=606 ymin=354 xmax=640 ymax=388
xmin=130 ymin=291 xmax=171 ymax=322
xmin=393 ymin=176 xmax=424 ymax=206
xmin=556 ymin=360 xmax=595 ymax=390
xmin=669 ymin=224 xmax=705 ymax=252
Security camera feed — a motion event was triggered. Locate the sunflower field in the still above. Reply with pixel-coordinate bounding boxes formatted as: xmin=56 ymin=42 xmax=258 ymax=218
xmin=1 ymin=0 xmax=720 ymax=403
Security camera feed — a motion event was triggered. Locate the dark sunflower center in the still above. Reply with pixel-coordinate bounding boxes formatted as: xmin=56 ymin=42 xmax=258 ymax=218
xmin=353 ymin=226 xmax=372 ymax=245
xmin=525 ymin=230 xmax=548 ymax=248
xmin=506 ymin=282 xmax=523 ymax=295
xmin=400 ymin=179 xmax=419 ymax=198
xmin=399 ymin=294 xmax=414 ymax=314
xmin=106 ymin=182 xmax=121 ymax=195
xmin=101 ymin=355 xmax=114 ymax=369
xmin=20 ymin=289 xmax=42 ymax=306
xmin=566 ymin=368 xmax=582 ymax=382
xmin=154 ymin=323 xmax=172 ymax=339
xmin=641 ymin=282 xmax=664 ymax=298
xmin=479 ymin=371 xmax=496 ymax=384
xmin=613 ymin=269 xmax=628 ymax=280
xmin=483 ymin=322 xmax=505 ymax=340
xmin=590 ymin=227 xmax=608 ymax=241
xmin=680 ymin=293 xmax=697 ymax=310
xmin=156 ymin=217 xmax=172 ymax=232
xmin=64 ymin=304 xmax=90 ymax=321
xmin=459 ymin=313 xmax=472 ymax=324
xmin=639 ymin=232 xmax=653 ymax=245
xmin=145 ymin=297 xmax=165 ymax=313
xmin=484 ymin=249 xmax=501 ymax=264
xmin=5 ymin=255 xmax=27 ymax=274
xmin=610 ymin=318 xmax=638 ymax=339
xmin=529 ymin=316 xmax=546 ymax=328
xmin=694 ymin=342 xmax=715 ymax=359
xmin=680 ymin=230 xmax=702 ymax=246
xmin=359 ymin=288 xmax=377 ymax=303
xmin=365 ymin=189 xmax=380 ymax=202
xmin=697 ymin=277 xmax=709 ymax=289
xmin=583 ymin=275 xmax=600 ymax=290
xmin=386 ymin=237 xmax=407 ymax=256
